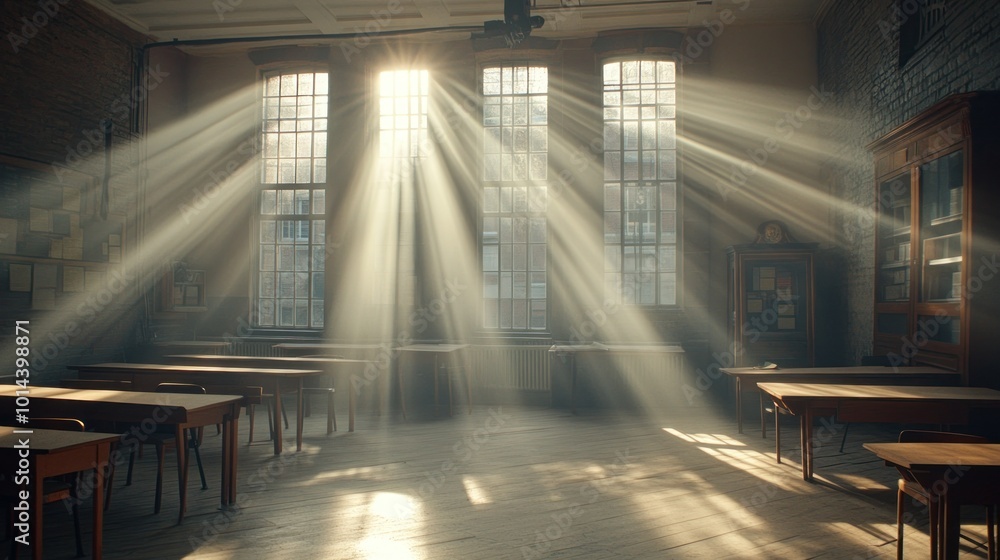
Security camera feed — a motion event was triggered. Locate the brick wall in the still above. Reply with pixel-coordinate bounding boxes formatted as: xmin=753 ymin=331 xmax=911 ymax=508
xmin=0 ymin=0 xmax=151 ymax=381
xmin=816 ymin=0 xmax=1000 ymax=364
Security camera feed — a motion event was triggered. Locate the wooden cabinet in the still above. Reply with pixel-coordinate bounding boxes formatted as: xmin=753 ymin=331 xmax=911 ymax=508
xmin=869 ymin=92 xmax=1000 ymax=389
xmin=158 ymin=263 xmax=206 ymax=312
xmin=727 ymin=237 xmax=817 ymax=368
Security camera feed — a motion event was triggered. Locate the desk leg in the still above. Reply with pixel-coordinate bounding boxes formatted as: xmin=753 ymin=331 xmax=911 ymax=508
xmin=399 ymin=354 xmax=408 ymax=420
xmin=941 ymin=491 xmax=960 ymax=560
xmin=220 ymin=414 xmax=229 ymax=507
xmin=735 ymin=378 xmax=743 ymax=434
xmin=799 ymin=413 xmax=809 ymax=481
xmin=176 ymin=424 xmax=189 ymax=523
xmin=296 ymin=378 xmax=304 ymax=452
xmin=272 ymin=382 xmax=284 ymax=455
xmin=465 ymin=350 xmax=473 ymax=414
xmin=774 ymin=403 xmax=781 ymax=464
xmin=760 ymin=389 xmax=767 ymax=438
xmin=433 ymin=354 xmax=441 ymax=416
xmin=570 ymin=355 xmax=578 ymax=415
xmin=93 ymin=443 xmax=108 ymax=560
xmin=349 ymin=377 xmax=355 ymax=432
xmin=804 ymin=409 xmax=815 ymax=482
xmin=31 ymin=461 xmax=44 ymax=560
xmin=220 ymin=413 xmax=231 ymax=507
xmin=231 ymin=415 xmax=239 ymax=505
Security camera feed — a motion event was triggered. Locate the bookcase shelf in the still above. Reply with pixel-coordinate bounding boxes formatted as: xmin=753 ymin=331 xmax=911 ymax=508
xmin=869 ymin=91 xmax=1000 ymax=389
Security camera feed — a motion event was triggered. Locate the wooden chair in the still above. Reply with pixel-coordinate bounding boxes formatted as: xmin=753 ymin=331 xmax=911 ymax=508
xmin=126 ymin=383 xmax=209 ymax=514
xmin=894 ymin=430 xmax=996 ymax=560
xmin=3 ymin=418 xmax=87 ymax=558
xmin=249 ymin=360 xmax=337 ymax=444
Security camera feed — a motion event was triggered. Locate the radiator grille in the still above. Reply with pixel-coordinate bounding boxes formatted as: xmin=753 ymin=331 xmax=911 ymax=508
xmin=469 ymin=345 xmax=551 ymax=391
xmin=226 ymin=340 xmax=281 ymax=357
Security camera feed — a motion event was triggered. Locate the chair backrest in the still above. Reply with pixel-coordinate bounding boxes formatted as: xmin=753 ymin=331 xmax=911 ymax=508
xmin=155 ymin=382 xmax=207 ymax=395
xmin=31 ymin=417 xmax=85 ymax=432
xmin=898 ymin=430 xmax=990 ymax=444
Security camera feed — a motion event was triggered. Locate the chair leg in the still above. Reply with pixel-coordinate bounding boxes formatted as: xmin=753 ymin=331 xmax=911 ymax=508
xmin=839 ymin=422 xmax=851 ymax=453
xmin=154 ymin=443 xmax=165 ymax=514
xmin=189 ymin=429 xmax=208 ymax=490
xmin=126 ymin=443 xmax=137 ymax=486
xmin=266 ymin=399 xmax=276 ymax=440
xmin=104 ymin=444 xmax=117 ymax=512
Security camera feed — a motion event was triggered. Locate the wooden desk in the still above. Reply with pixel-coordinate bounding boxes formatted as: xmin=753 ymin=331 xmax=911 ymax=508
xmin=864 ymin=442 xmax=1000 ymax=560
xmin=757 ymin=383 xmax=1000 ymax=481
xmin=69 ymin=362 xmax=322 ymax=455
xmin=549 ymin=343 xmax=685 ymax=414
xmin=163 ymin=354 xmax=371 ymax=432
xmin=396 ymin=344 xmax=471 ymax=418
xmin=721 ymin=366 xmax=961 ymax=436
xmin=0 ymin=385 xmax=241 ymax=523
xmin=1 ymin=426 xmax=118 ymax=560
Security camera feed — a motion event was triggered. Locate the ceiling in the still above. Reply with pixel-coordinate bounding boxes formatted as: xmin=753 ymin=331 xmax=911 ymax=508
xmin=85 ymin=0 xmax=828 ymax=47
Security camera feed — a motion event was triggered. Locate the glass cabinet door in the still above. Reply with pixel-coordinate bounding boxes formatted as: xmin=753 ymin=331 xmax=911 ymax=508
xmin=876 ymin=171 xmax=912 ymax=305
xmin=919 ymin=149 xmax=964 ymax=304
xmin=741 ymin=259 xmax=807 ymax=336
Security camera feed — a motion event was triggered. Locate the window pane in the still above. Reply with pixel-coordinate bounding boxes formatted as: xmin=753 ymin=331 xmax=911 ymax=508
xmin=257 ymin=70 xmax=329 ymax=328
xmin=603 ymin=59 xmax=678 ymax=307
xmin=481 ymin=65 xmax=548 ymax=330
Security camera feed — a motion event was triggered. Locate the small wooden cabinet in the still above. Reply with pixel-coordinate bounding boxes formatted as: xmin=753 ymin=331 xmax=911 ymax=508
xmin=869 ymin=92 xmax=1000 ymax=388
xmin=727 ymin=233 xmax=817 ymax=368
xmin=158 ymin=263 xmax=206 ymax=312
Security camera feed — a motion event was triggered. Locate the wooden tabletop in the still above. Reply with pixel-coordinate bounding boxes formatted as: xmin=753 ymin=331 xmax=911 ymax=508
xmin=722 ymin=366 xmax=957 ymax=378
xmin=756 ymin=383 xmax=1000 ymax=401
xmin=69 ymin=362 xmax=323 ymax=377
xmin=164 ymin=354 xmax=369 ymax=365
xmin=864 ymin=442 xmax=1000 ymax=469
xmin=0 ymin=384 xmax=243 ymax=419
xmin=152 ymin=340 xmax=231 ymax=347
xmin=0 ymin=425 xmax=120 ymax=452
xmin=273 ymin=342 xmax=386 ymax=351
xmin=549 ymin=342 xmax=684 ymax=353
xmin=397 ymin=343 xmax=469 ymax=353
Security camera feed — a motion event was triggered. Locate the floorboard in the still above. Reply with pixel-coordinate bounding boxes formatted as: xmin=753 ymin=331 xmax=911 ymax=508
xmin=11 ymin=401 xmax=995 ymax=559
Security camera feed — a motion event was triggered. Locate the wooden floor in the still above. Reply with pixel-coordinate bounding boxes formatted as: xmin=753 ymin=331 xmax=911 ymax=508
xmin=15 ymin=400 xmax=996 ymax=559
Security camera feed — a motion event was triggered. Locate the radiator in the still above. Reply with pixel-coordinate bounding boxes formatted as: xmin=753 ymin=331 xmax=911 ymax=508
xmin=468 ymin=344 xmax=550 ymax=391
xmin=226 ymin=339 xmax=282 ymax=357
xmin=606 ymin=350 xmax=687 ymax=396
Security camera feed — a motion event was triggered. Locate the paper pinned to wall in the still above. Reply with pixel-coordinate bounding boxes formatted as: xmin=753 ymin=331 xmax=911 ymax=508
xmin=63 ymin=266 xmax=85 ymax=292
xmin=9 ymin=263 xmax=31 ymax=292
xmin=0 ymin=218 xmax=17 ymax=254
